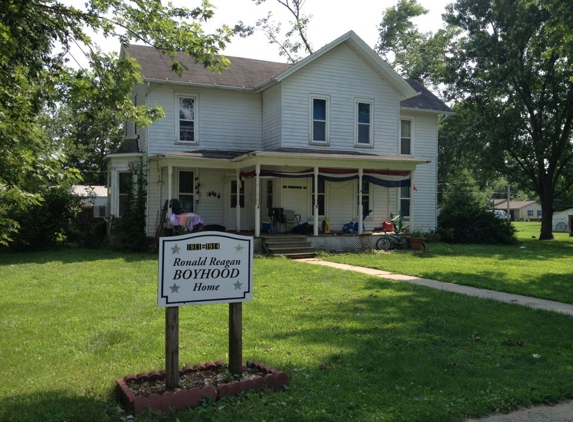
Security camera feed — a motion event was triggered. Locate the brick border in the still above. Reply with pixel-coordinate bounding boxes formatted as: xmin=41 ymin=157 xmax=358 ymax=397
xmin=116 ymin=361 xmax=289 ymax=415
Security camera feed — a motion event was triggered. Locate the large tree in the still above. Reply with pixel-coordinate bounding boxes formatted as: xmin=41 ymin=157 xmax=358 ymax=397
xmin=442 ymin=0 xmax=573 ymax=239
xmin=0 ymin=0 xmax=233 ymax=245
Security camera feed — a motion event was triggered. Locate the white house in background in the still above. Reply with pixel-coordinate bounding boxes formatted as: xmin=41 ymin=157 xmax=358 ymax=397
xmin=493 ymin=199 xmax=542 ymax=221
xmin=105 ymin=31 xmax=452 ymax=241
xmin=71 ymin=185 xmax=108 ymax=218
xmin=552 ymin=209 xmax=572 ymax=232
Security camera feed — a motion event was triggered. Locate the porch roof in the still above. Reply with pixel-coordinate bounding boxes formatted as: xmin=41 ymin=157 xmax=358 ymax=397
xmin=150 ymin=148 xmax=429 ymax=170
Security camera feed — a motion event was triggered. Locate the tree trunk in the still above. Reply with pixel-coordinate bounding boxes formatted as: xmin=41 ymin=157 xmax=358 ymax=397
xmin=539 ymin=194 xmax=555 ymax=240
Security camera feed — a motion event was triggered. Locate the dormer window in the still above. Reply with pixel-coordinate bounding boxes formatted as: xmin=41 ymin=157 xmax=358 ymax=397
xmin=177 ymin=95 xmax=198 ymax=143
xmin=355 ymin=99 xmax=373 ymax=147
xmin=310 ymin=95 xmax=330 ymax=145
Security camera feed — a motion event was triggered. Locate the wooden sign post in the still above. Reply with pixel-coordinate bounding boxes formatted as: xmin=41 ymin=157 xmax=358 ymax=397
xmin=158 ymin=232 xmax=253 ymax=385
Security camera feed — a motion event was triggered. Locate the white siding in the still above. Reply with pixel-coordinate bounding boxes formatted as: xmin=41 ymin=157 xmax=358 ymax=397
xmin=262 ymin=84 xmax=282 ymax=150
xmin=403 ymin=111 xmax=439 ymax=231
xmin=146 ymin=85 xmax=262 ymax=155
xmin=280 ymin=43 xmax=401 ymax=154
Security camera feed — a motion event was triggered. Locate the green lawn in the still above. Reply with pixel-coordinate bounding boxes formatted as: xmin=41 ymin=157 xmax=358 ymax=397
xmin=1 ymin=244 xmax=573 ymax=422
xmin=323 ymin=222 xmax=573 ymax=304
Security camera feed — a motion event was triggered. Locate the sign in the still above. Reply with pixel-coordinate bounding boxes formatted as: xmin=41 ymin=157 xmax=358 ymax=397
xmin=158 ymin=231 xmax=253 ymax=307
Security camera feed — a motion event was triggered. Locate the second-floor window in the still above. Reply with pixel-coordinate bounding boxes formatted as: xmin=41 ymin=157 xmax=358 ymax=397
xmin=401 ymin=119 xmax=412 ymax=155
xmin=356 ymin=100 xmax=373 ymax=146
xmin=178 ymin=95 xmax=197 ymax=143
xmin=310 ymin=95 xmax=329 ymax=144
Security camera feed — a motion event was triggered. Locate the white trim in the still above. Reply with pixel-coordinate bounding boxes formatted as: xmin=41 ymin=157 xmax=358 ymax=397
xmin=175 ymin=93 xmax=199 ymax=145
xmin=400 ymin=118 xmax=414 ymax=156
xmin=309 ymin=94 xmax=331 ymax=145
xmin=354 ymin=98 xmax=374 ymax=148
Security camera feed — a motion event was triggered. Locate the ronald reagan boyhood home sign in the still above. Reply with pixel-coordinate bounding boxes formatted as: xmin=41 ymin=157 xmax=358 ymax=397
xmin=158 ymin=232 xmax=253 ymax=307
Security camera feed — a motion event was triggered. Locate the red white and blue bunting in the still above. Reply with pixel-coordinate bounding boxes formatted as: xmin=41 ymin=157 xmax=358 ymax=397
xmin=240 ymin=168 xmax=412 ymax=188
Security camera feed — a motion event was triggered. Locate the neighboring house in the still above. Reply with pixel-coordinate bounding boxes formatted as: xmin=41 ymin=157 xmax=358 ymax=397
xmin=71 ymin=185 xmax=108 ymax=218
xmin=552 ymin=208 xmax=572 ymax=232
xmin=105 ymin=31 xmax=452 ymax=241
xmin=493 ymin=199 xmax=542 ymax=221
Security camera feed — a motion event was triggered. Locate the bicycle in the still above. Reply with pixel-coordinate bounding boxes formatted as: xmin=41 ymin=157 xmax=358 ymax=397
xmin=376 ymin=214 xmax=409 ymax=251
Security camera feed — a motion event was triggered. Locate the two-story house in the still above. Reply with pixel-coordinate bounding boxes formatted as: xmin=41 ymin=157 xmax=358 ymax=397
xmin=106 ymin=31 xmax=452 ymax=248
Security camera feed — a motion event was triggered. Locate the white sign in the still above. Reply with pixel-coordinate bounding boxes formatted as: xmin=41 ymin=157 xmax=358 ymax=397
xmin=158 ymin=232 xmax=253 ymax=307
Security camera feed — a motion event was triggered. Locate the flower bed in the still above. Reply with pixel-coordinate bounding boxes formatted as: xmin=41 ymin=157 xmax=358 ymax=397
xmin=116 ymin=360 xmax=289 ymax=415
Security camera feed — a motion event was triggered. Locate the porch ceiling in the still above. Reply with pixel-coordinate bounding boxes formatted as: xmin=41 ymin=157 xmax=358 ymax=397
xmin=150 ymin=148 xmax=429 ymax=171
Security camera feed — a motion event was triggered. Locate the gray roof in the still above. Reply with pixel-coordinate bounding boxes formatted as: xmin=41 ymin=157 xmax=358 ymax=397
xmin=401 ymin=79 xmax=453 ymax=114
xmin=123 ymin=44 xmax=291 ymax=90
xmin=123 ymin=44 xmax=451 ymax=113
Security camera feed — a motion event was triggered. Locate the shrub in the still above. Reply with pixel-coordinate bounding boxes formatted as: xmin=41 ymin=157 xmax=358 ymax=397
xmin=438 ymin=182 xmax=517 ymax=245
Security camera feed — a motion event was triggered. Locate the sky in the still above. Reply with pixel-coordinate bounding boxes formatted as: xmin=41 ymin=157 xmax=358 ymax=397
xmin=91 ymin=0 xmax=453 ymax=63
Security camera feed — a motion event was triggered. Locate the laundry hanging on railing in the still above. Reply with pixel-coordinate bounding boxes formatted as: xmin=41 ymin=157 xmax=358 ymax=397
xmin=240 ymin=168 xmax=411 ymax=188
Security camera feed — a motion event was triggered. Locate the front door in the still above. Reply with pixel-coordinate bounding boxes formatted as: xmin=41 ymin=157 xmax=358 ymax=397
xmin=225 ymin=178 xmax=249 ymax=231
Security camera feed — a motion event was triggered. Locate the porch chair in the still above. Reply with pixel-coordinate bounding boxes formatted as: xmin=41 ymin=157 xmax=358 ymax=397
xmin=282 ymin=210 xmax=301 ymax=232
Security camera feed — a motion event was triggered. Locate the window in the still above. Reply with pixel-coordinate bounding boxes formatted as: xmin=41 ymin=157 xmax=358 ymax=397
xmin=312 ymin=177 xmax=325 ymax=216
xmin=356 ymin=100 xmax=373 ymax=146
xmin=133 ymin=94 xmax=138 ymax=135
xmin=358 ymin=181 xmax=371 ymax=217
xmin=178 ymin=95 xmax=196 ymax=143
xmin=528 ymin=209 xmax=533 ymax=217
xmin=400 ymin=185 xmax=410 ymax=218
xmin=310 ymin=96 xmax=329 ymax=144
xmin=118 ymin=172 xmax=131 ymax=216
xmin=231 ymin=180 xmax=244 ymax=208
xmin=179 ymin=171 xmax=195 ymax=212
xmin=401 ymin=119 xmax=412 ymax=155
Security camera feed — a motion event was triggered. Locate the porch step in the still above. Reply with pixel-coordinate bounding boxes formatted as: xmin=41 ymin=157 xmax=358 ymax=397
xmin=262 ymin=236 xmax=316 ymax=259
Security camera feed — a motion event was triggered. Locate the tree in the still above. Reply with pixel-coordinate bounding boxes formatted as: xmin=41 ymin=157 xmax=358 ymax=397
xmin=442 ymin=0 xmax=573 ymax=239
xmin=0 ymin=0 xmax=234 ymax=245
xmin=248 ymin=0 xmax=313 ymax=62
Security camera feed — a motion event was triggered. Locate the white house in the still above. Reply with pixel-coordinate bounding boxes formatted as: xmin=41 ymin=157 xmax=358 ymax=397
xmin=71 ymin=185 xmax=108 ymax=218
xmin=493 ymin=199 xmax=542 ymax=221
xmin=105 ymin=31 xmax=452 ymax=244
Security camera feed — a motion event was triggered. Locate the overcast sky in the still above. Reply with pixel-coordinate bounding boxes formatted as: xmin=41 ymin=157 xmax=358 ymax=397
xmin=90 ymin=0 xmax=453 ymax=63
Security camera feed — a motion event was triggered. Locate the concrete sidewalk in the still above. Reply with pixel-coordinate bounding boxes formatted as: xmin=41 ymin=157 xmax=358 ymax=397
xmin=298 ymin=258 xmax=573 ymax=422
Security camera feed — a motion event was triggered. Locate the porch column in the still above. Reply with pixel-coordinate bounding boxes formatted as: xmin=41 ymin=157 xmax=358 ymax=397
xmin=168 ymin=165 xmax=173 ymax=218
xmin=236 ymin=169 xmax=241 ymax=233
xmin=255 ymin=164 xmax=261 ymax=237
xmin=313 ymin=167 xmax=319 ymax=236
xmin=358 ymin=169 xmax=363 ymax=234
xmin=410 ymin=172 xmax=415 ymax=231
xmin=110 ymin=167 xmax=117 ymax=216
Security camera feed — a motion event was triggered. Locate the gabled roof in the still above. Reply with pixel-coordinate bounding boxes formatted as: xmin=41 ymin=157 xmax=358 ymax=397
xmin=122 ymin=44 xmax=291 ymax=90
xmin=121 ymin=31 xmax=455 ymax=111
xmin=401 ymin=79 xmax=454 ymax=114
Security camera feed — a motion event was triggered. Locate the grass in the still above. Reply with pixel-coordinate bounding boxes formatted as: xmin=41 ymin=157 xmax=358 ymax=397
xmin=322 ymin=222 xmax=573 ymax=304
xmin=1 ymin=239 xmax=573 ymax=422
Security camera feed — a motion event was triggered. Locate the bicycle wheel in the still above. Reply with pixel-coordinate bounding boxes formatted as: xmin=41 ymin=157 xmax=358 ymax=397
xmin=556 ymin=222 xmax=568 ymax=232
xmin=397 ymin=236 xmax=409 ymax=249
xmin=376 ymin=237 xmax=392 ymax=251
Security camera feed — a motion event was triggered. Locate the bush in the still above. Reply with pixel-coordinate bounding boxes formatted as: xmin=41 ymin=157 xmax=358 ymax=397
xmin=4 ymin=186 xmax=82 ymax=251
xmin=438 ymin=184 xmax=517 ymax=245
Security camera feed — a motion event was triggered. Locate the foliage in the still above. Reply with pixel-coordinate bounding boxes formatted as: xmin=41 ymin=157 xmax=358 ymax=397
xmin=437 ymin=171 xmax=517 ymax=244
xmin=1 ymin=186 xmax=82 ymax=252
xmin=441 ymin=0 xmax=573 ymax=239
xmin=0 ymin=0 xmax=234 ymax=244
xmin=239 ymin=0 xmax=313 ymax=63
xmin=2 ymin=249 xmax=573 ymax=421
xmin=111 ymin=160 xmax=148 ymax=251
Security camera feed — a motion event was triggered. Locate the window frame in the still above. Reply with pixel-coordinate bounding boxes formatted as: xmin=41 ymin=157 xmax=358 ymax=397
xmin=178 ymin=170 xmax=195 ymax=213
xmin=355 ymin=98 xmax=374 ymax=147
xmin=311 ymin=177 xmax=326 ymax=217
xmin=358 ymin=180 xmax=372 ymax=219
xmin=176 ymin=93 xmax=199 ymax=144
xmin=400 ymin=118 xmax=414 ymax=156
xmin=118 ymin=172 xmax=132 ymax=217
xmin=399 ymin=185 xmax=411 ymax=220
xmin=231 ymin=180 xmax=245 ymax=209
xmin=309 ymin=94 xmax=330 ymax=145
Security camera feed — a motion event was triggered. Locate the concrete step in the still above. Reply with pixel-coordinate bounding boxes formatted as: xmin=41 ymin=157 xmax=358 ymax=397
xmin=262 ymin=236 xmax=316 ymax=259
